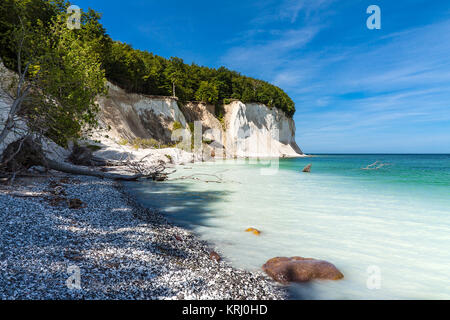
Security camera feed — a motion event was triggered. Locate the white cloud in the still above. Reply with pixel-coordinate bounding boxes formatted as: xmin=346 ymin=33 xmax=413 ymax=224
xmin=220 ymin=0 xmax=336 ymax=76
xmin=221 ymin=26 xmax=320 ymax=76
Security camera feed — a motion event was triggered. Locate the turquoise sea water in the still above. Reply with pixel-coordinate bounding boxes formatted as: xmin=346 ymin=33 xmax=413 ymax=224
xmin=125 ymin=155 xmax=450 ymax=299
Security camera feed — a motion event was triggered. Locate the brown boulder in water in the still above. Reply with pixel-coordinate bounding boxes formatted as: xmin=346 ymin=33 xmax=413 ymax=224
xmin=302 ymin=164 xmax=312 ymax=173
xmin=209 ymin=251 xmax=221 ymax=262
xmin=262 ymin=257 xmax=343 ymax=284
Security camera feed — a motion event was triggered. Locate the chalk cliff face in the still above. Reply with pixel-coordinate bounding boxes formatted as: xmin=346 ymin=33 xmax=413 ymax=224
xmin=0 ymin=67 xmax=302 ymax=162
xmin=98 ymin=82 xmax=303 ymax=158
xmin=97 ymin=83 xmax=188 ymax=144
xmin=0 ymin=63 xmax=27 ymax=154
xmin=224 ymin=101 xmax=302 ymax=157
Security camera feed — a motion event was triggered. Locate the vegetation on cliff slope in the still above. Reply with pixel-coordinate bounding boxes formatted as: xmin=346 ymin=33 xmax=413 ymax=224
xmin=0 ymin=0 xmax=296 ymax=118
xmin=0 ymin=0 xmax=106 ymax=146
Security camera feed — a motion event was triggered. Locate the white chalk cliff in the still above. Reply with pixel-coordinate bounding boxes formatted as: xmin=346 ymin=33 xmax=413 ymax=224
xmin=224 ymin=101 xmax=302 ymax=158
xmin=98 ymin=83 xmax=303 ymax=159
xmin=97 ymin=83 xmax=187 ymax=144
xmin=0 ymin=65 xmax=302 ymax=167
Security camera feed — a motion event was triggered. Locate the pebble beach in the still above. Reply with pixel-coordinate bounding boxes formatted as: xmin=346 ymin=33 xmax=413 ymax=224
xmin=0 ymin=174 xmax=286 ymax=300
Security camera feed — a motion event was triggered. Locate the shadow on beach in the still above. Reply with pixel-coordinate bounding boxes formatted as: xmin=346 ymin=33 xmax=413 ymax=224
xmin=123 ymin=179 xmax=232 ymax=230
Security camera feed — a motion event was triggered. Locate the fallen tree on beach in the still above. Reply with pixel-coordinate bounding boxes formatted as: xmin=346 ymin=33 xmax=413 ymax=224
xmin=0 ymin=136 xmax=149 ymax=181
xmin=0 ymin=135 xmax=174 ymax=183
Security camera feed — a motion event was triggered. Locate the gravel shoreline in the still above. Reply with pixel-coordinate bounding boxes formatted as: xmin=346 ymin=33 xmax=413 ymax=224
xmin=0 ymin=174 xmax=286 ymax=300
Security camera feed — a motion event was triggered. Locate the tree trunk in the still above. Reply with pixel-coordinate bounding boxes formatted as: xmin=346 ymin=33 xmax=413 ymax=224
xmin=45 ymin=158 xmax=143 ymax=181
xmin=1 ymin=137 xmax=145 ymax=181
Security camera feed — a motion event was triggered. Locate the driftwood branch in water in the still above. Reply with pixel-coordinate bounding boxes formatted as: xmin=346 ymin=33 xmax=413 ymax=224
xmin=362 ymin=161 xmax=391 ymax=170
xmin=169 ymin=172 xmax=241 ymax=184
xmin=170 ymin=173 xmax=224 ymax=183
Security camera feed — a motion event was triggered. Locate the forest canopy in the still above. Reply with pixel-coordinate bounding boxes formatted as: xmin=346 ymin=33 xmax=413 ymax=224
xmin=0 ymin=0 xmax=296 ymax=117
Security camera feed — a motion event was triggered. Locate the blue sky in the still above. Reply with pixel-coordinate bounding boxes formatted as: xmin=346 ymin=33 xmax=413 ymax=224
xmin=75 ymin=0 xmax=450 ymax=153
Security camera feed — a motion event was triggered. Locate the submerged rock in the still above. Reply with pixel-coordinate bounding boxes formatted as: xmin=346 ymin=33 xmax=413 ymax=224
xmin=302 ymin=164 xmax=312 ymax=173
xmin=245 ymin=228 xmax=261 ymax=236
xmin=262 ymin=257 xmax=343 ymax=284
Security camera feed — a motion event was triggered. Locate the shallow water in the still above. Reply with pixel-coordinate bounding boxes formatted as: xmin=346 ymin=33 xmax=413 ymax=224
xmin=125 ymin=154 xmax=450 ymax=299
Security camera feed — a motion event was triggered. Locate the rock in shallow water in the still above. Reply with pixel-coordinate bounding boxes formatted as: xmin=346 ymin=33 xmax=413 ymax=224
xmin=262 ymin=257 xmax=344 ymax=284
xmin=245 ymin=228 xmax=261 ymax=235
